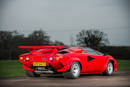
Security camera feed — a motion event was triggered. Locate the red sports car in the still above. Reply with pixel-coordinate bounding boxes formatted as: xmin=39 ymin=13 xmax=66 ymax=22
xmin=19 ymin=46 xmax=118 ymax=79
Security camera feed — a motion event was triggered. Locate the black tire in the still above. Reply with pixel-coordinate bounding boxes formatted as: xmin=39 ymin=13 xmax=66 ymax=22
xmin=63 ymin=62 xmax=81 ymax=79
xmin=103 ymin=62 xmax=113 ymax=76
xmin=25 ymin=70 xmax=40 ymax=77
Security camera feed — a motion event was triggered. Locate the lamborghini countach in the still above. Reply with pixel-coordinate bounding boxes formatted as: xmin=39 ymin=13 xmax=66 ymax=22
xmin=19 ymin=46 xmax=118 ymax=79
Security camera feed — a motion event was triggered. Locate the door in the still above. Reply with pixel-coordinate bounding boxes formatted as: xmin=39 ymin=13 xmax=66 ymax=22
xmin=83 ymin=48 xmax=107 ymax=72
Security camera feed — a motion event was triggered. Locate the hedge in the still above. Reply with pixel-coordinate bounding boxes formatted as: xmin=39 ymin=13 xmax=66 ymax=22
xmin=0 ymin=46 xmax=130 ymax=60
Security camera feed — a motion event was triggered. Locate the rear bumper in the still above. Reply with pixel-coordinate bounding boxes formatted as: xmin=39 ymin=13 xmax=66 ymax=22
xmin=22 ymin=61 xmax=69 ymax=73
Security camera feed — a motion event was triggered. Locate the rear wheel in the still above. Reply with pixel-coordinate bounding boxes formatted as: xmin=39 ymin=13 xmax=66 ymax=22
xmin=63 ymin=62 xmax=81 ymax=79
xmin=25 ymin=70 xmax=40 ymax=77
xmin=103 ymin=62 xmax=113 ymax=76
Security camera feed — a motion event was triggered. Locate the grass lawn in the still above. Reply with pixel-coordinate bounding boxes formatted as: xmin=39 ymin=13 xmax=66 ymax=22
xmin=0 ymin=60 xmax=25 ymax=78
xmin=0 ymin=59 xmax=130 ymax=78
xmin=117 ymin=60 xmax=130 ymax=70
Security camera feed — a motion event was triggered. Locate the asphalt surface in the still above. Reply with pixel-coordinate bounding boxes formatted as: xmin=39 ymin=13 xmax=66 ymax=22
xmin=0 ymin=71 xmax=130 ymax=87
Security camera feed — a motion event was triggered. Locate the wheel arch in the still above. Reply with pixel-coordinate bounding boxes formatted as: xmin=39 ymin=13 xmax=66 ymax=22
xmin=109 ymin=60 xmax=114 ymax=70
xmin=63 ymin=61 xmax=81 ymax=79
xmin=68 ymin=59 xmax=82 ymax=71
xmin=73 ymin=61 xmax=82 ymax=71
xmin=58 ymin=58 xmax=82 ymax=72
xmin=101 ymin=59 xmax=115 ymax=72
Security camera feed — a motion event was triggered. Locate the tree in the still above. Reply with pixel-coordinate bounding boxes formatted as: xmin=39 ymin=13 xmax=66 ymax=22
xmin=27 ymin=29 xmax=51 ymax=46
xmin=0 ymin=30 xmax=51 ymax=60
xmin=0 ymin=30 xmax=25 ymax=59
xmin=76 ymin=29 xmax=109 ymax=47
xmin=52 ymin=40 xmax=64 ymax=46
xmin=0 ymin=30 xmax=13 ymax=49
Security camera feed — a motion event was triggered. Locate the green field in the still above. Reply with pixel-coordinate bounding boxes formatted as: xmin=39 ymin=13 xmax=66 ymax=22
xmin=117 ymin=60 xmax=130 ymax=70
xmin=0 ymin=60 xmax=130 ymax=78
xmin=0 ymin=60 xmax=25 ymax=78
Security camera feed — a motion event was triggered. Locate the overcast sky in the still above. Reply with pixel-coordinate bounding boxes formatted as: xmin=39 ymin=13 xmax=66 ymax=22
xmin=0 ymin=0 xmax=130 ymax=46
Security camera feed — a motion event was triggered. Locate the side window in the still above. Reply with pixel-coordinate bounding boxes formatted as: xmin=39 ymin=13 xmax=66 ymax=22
xmin=95 ymin=51 xmax=104 ymax=55
xmin=83 ymin=48 xmax=99 ymax=55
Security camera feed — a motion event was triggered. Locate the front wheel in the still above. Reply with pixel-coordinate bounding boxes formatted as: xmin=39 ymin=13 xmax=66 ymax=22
xmin=25 ymin=70 xmax=40 ymax=77
xmin=63 ymin=62 xmax=81 ymax=79
xmin=103 ymin=62 xmax=113 ymax=76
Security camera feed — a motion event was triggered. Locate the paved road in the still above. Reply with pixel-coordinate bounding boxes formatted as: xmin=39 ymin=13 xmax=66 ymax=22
xmin=0 ymin=71 xmax=130 ymax=87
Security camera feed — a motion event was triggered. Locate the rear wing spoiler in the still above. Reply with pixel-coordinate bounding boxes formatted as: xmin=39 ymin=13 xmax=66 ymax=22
xmin=18 ymin=46 xmax=64 ymax=54
xmin=18 ymin=46 xmax=64 ymax=49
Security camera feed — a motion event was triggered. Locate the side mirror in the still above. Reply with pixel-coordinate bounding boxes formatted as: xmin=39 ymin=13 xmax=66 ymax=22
xmin=104 ymin=53 xmax=108 ymax=56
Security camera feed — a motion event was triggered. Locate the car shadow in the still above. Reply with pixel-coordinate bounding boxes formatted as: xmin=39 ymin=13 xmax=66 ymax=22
xmin=27 ymin=71 xmax=129 ymax=79
xmin=39 ymin=73 xmax=103 ymax=79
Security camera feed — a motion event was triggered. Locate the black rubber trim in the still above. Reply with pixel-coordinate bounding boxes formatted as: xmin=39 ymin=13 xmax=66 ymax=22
xmin=87 ymin=56 xmax=95 ymax=62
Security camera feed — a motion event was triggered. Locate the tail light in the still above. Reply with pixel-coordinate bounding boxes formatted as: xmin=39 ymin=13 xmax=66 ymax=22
xmin=19 ymin=56 xmax=30 ymax=61
xmin=25 ymin=57 xmax=30 ymax=61
xmin=49 ymin=56 xmax=62 ymax=62
xmin=20 ymin=56 xmax=24 ymax=60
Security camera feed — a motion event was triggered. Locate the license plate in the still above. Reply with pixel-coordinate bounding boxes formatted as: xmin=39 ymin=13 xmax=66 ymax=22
xmin=33 ymin=62 xmax=46 ymax=66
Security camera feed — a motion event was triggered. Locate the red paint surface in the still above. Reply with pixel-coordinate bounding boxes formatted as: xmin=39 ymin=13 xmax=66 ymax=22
xmin=19 ymin=46 xmax=118 ymax=74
